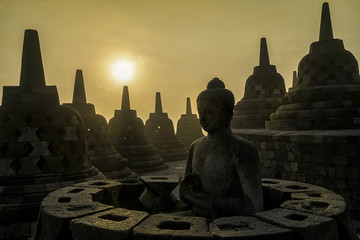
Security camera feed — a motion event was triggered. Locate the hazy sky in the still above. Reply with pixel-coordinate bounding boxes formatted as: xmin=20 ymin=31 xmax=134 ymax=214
xmin=0 ymin=0 xmax=360 ymax=124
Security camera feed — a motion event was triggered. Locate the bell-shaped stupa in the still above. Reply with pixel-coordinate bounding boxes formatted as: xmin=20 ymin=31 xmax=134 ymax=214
xmin=144 ymin=92 xmax=187 ymax=162
xmin=267 ymin=2 xmax=360 ymax=130
xmin=0 ymin=30 xmax=104 ymax=234
xmin=65 ymin=70 xmax=136 ymax=180
xmin=175 ymin=97 xmax=204 ymax=149
xmin=108 ymin=86 xmax=168 ymax=172
xmin=231 ymin=38 xmax=286 ymax=129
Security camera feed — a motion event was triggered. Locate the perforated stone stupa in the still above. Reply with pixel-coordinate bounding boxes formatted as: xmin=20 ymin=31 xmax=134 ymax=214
xmin=65 ymin=70 xmax=136 ymax=180
xmin=108 ymin=86 xmax=167 ymax=172
xmin=0 ymin=29 xmax=104 ymax=237
xmin=232 ymin=38 xmax=286 ymax=129
xmin=267 ymin=2 xmax=360 ymax=130
xmin=144 ymin=92 xmax=187 ymax=162
xmin=175 ymin=97 xmax=204 ymax=149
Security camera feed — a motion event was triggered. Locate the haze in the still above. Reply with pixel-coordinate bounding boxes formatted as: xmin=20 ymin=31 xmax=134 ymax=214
xmin=0 ymin=0 xmax=359 ymax=123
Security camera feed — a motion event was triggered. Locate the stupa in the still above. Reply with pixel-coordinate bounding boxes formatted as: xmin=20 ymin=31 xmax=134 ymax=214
xmin=0 ymin=29 xmax=104 ymax=237
xmin=175 ymin=97 xmax=204 ymax=149
xmin=144 ymin=92 xmax=187 ymax=162
xmin=108 ymin=86 xmax=168 ymax=172
xmin=267 ymin=2 xmax=360 ymax=130
xmin=65 ymin=70 xmax=136 ymax=180
xmin=232 ymin=38 xmax=286 ymax=129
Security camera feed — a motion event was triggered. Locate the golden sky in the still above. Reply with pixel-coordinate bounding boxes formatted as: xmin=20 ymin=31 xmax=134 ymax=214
xmin=0 ymin=0 xmax=359 ymax=124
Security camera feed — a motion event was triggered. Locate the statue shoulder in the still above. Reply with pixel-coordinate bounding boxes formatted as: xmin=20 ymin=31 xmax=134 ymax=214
xmin=229 ymin=134 xmax=259 ymax=163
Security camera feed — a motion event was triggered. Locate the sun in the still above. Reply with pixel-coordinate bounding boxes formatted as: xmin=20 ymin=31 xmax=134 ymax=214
xmin=111 ymin=60 xmax=135 ymax=83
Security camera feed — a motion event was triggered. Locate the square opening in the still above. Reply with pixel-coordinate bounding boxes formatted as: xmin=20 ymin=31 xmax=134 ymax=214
xmin=158 ymin=221 xmax=191 ymax=230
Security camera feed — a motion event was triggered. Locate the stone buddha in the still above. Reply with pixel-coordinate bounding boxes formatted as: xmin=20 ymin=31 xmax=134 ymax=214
xmin=180 ymin=78 xmax=263 ymax=219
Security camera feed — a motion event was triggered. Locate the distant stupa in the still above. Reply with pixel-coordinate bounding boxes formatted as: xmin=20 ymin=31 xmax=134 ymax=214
xmin=267 ymin=2 xmax=360 ymax=130
xmin=144 ymin=92 xmax=187 ymax=162
xmin=65 ymin=69 xmax=136 ymax=179
xmin=176 ymin=97 xmax=204 ymax=149
xmin=0 ymin=30 xmax=104 ymax=238
xmin=231 ymin=38 xmax=286 ymax=129
xmin=108 ymin=86 xmax=168 ymax=172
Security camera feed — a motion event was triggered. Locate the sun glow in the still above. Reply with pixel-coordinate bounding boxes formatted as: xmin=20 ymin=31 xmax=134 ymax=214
xmin=111 ymin=60 xmax=135 ymax=83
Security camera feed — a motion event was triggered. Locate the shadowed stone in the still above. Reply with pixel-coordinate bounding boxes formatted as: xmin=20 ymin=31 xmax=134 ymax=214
xmin=133 ymin=214 xmax=213 ymax=240
xmin=145 ymin=92 xmax=187 ymax=162
xmin=267 ymin=2 xmax=360 ymax=130
xmin=209 ymin=216 xmax=293 ymax=240
xmin=176 ymin=97 xmax=204 ymax=150
xmin=65 ymin=70 xmax=136 ymax=180
xmin=0 ymin=30 xmax=105 ymax=238
xmin=70 ymin=208 xmax=149 ymax=240
xmin=232 ymin=38 xmax=286 ymax=129
xmin=108 ymin=86 xmax=167 ymax=173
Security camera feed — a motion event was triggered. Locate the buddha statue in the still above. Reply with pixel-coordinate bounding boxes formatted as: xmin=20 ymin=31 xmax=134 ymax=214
xmin=180 ymin=78 xmax=263 ymax=219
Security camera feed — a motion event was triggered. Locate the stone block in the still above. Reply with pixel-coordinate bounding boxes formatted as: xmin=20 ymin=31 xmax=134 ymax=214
xmin=70 ymin=208 xmax=149 ymax=240
xmin=74 ymin=180 xmax=122 ymax=207
xmin=118 ymin=179 xmax=145 ymax=211
xmin=133 ymin=214 xmax=213 ymax=240
xmin=209 ymin=216 xmax=293 ymax=240
xmin=255 ymin=208 xmax=338 ymax=240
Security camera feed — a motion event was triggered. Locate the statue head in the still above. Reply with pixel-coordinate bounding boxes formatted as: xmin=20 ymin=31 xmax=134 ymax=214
xmin=197 ymin=78 xmax=235 ymax=134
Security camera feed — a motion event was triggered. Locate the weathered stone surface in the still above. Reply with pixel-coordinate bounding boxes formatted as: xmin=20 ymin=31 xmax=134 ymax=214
xmin=118 ymin=178 xmax=146 ymax=211
xmin=176 ymin=97 xmax=204 ymax=150
xmin=133 ymin=214 xmax=213 ymax=240
xmin=108 ymin=86 xmax=168 ymax=173
xmin=232 ymin=38 xmax=286 ymax=129
xmin=209 ymin=216 xmax=293 ymax=240
xmin=255 ymin=208 xmax=338 ymax=240
xmin=145 ymin=92 xmax=188 ymax=162
xmin=70 ymin=208 xmax=149 ymax=240
xmin=65 ymin=70 xmax=136 ymax=180
xmin=74 ymin=180 xmax=123 ymax=207
xmin=140 ymin=175 xmax=179 ymax=195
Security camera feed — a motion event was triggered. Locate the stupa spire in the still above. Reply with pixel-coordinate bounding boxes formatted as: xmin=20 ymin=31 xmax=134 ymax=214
xmin=259 ymin=37 xmax=270 ymax=66
xmin=19 ymin=29 xmax=46 ymax=87
xmin=121 ymin=86 xmax=131 ymax=111
xmin=72 ymin=70 xmax=87 ymax=104
xmin=292 ymin=71 xmax=298 ymax=87
xmin=319 ymin=2 xmax=333 ymax=41
xmin=186 ymin=97 xmax=192 ymax=115
xmin=155 ymin=92 xmax=163 ymax=114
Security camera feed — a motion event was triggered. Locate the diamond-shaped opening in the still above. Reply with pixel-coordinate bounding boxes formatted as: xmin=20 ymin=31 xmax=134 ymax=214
xmin=10 ymin=158 xmax=21 ymax=172
xmin=158 ymin=221 xmax=191 ymax=230
xmin=68 ymin=188 xmax=84 ymax=193
xmin=1 ymin=115 xmax=10 ymax=125
xmin=24 ymin=143 xmax=34 ymax=155
xmin=45 ymin=114 xmax=54 ymax=124
xmin=285 ymin=185 xmax=308 ymax=190
xmin=12 ymin=128 xmax=21 ymax=140
xmin=24 ymin=115 xmax=33 ymax=125
xmin=36 ymin=127 xmax=45 ymax=140
xmin=58 ymin=197 xmax=71 ymax=203
xmin=285 ymin=214 xmax=308 ymax=221
xmin=100 ymin=214 xmax=128 ymax=222
xmin=36 ymin=157 xmax=46 ymax=170
xmin=0 ymin=143 xmax=9 ymax=155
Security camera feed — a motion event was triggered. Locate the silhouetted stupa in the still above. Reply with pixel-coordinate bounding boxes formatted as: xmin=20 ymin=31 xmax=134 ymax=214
xmin=267 ymin=3 xmax=360 ymax=130
xmin=65 ymin=70 xmax=136 ymax=180
xmin=108 ymin=86 xmax=168 ymax=172
xmin=0 ymin=30 xmax=104 ymax=236
xmin=232 ymin=38 xmax=286 ymax=129
xmin=144 ymin=92 xmax=187 ymax=162
xmin=175 ymin=97 xmax=204 ymax=149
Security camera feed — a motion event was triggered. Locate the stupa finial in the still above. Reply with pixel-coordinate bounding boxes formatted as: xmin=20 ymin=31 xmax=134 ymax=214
xmin=121 ymin=86 xmax=131 ymax=111
xmin=155 ymin=92 xmax=163 ymax=114
xmin=259 ymin=37 xmax=270 ymax=66
xmin=72 ymin=70 xmax=87 ymax=104
xmin=19 ymin=29 xmax=46 ymax=87
xmin=319 ymin=2 xmax=333 ymax=41
xmin=292 ymin=70 xmax=298 ymax=87
xmin=186 ymin=97 xmax=192 ymax=115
